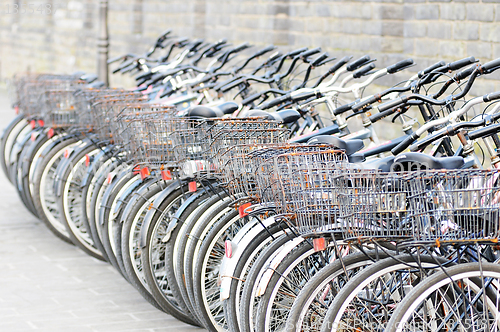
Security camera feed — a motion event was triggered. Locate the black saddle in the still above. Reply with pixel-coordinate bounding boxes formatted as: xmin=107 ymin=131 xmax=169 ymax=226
xmin=244 ymin=109 xmax=301 ymax=124
xmin=393 ymin=152 xmax=464 ymax=171
xmin=187 ymin=101 xmax=239 ymax=118
xmin=307 ymin=135 xmax=364 ymax=156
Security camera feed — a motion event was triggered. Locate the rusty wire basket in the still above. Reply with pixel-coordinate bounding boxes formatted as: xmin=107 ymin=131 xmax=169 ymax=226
xmin=14 ymin=75 xmax=84 ymax=118
xmin=271 ymin=150 xmax=350 ymax=236
xmin=337 ymin=169 xmax=414 ymax=243
xmin=407 ymin=169 xmax=500 ymax=245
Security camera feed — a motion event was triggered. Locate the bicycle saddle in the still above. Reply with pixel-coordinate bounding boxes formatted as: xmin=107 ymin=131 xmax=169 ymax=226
xmin=187 ymin=101 xmax=239 ymax=118
xmin=244 ymin=109 xmax=300 ymax=124
xmin=359 ymin=156 xmax=395 ymax=172
xmin=393 ymin=152 xmax=464 ymax=170
xmin=307 ymin=135 xmax=364 ymax=156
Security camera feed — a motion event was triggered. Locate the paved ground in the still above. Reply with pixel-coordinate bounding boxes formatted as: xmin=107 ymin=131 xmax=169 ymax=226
xmin=0 ymin=87 xmax=203 ymax=332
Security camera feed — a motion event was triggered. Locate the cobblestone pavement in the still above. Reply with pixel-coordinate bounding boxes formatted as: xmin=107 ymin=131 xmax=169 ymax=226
xmin=0 ymin=87 xmax=204 ymax=332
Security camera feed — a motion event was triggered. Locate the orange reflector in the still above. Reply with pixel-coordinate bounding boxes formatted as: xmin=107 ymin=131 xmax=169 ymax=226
xmin=14 ymin=106 xmax=19 ymax=114
xmin=313 ymin=237 xmax=326 ymax=252
xmin=238 ymin=202 xmax=252 ymax=218
xmin=47 ymin=128 xmax=54 ymax=138
xmin=140 ymin=167 xmax=150 ymax=180
xmin=188 ymin=181 xmax=197 ymax=192
xmin=85 ymin=154 xmax=90 ymax=167
xmin=107 ymin=173 xmax=114 ymax=184
xmin=31 ymin=133 xmax=36 ymax=141
xmin=225 ymin=240 xmax=232 ymax=258
xmin=38 ymin=119 xmax=45 ymax=127
xmin=30 ymin=120 xmax=36 ymax=129
xmin=161 ymin=170 xmax=172 ymax=181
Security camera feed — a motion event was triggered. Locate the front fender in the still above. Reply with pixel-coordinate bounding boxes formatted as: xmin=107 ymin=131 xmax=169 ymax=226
xmin=139 ymin=179 xmax=188 ymax=248
xmin=255 ymin=236 xmax=305 ymax=297
xmin=219 ymin=216 xmax=277 ymax=301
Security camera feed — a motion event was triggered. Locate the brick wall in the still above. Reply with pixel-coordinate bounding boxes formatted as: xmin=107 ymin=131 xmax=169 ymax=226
xmin=2 ymin=0 xmax=500 ymax=95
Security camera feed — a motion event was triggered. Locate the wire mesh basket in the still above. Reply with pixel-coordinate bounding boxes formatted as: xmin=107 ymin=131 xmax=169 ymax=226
xmin=272 ymin=150 xmax=350 ymax=236
xmin=407 ymin=169 xmax=500 ymax=244
xmin=338 ymin=170 xmax=414 ymax=242
xmin=114 ymin=108 xmax=185 ymax=168
xmin=206 ymin=118 xmax=290 ymax=174
xmin=15 ymin=75 xmax=84 ymax=117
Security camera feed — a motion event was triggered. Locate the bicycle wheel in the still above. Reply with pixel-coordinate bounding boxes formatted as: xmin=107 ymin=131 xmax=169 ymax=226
xmin=239 ymin=234 xmax=301 ymax=332
xmin=173 ymin=191 xmax=227 ymax=321
xmin=32 ymin=136 xmax=79 ymax=243
xmin=286 ymin=250 xmax=390 ymax=332
xmin=120 ymin=179 xmax=168 ymax=311
xmin=141 ymin=182 xmax=200 ymax=326
xmin=223 ymin=219 xmax=289 ymax=332
xmin=192 ymin=209 xmax=248 ymax=331
xmin=386 ymin=262 xmax=500 ymax=332
xmin=320 ymin=254 xmax=444 ymax=332
xmin=183 ymin=196 xmax=234 ymax=321
xmin=0 ymin=115 xmax=27 ymax=180
xmin=56 ymin=143 xmax=104 ymax=259
xmin=255 ymin=238 xmax=341 ymax=332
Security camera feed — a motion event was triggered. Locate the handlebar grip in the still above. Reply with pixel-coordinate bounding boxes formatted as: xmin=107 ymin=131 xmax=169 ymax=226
xmin=299 ymin=47 xmax=322 ymax=59
xmin=482 ymin=57 xmax=500 ymax=73
xmin=352 ymin=95 xmax=379 ymax=112
xmin=483 ymin=91 xmax=500 ymax=102
xmin=353 ymin=63 xmax=376 ymax=78
xmin=253 ymin=45 xmax=276 ymax=58
xmin=346 ymin=55 xmax=371 ymax=71
xmin=386 ymin=58 xmax=414 ymax=74
xmin=391 ymin=133 xmax=419 ymax=155
xmin=311 ymin=53 xmax=329 ymax=67
xmin=333 ymin=101 xmax=356 ymax=116
xmin=378 ymin=97 xmax=406 ymax=113
xmin=233 ymin=42 xmax=252 ymax=53
xmin=468 ymin=123 xmax=500 ymax=140
xmin=260 ymin=94 xmax=290 ymax=110
xmin=418 ymin=60 xmax=446 ymax=78
xmin=327 ymin=56 xmax=352 ymax=75
xmin=368 ymin=106 xmax=399 ymax=123
xmin=454 ymin=65 xmax=476 ymax=81
xmin=220 ymin=78 xmax=245 ymax=93
xmin=409 ymin=131 xmax=446 ymax=152
xmin=449 ymin=56 xmax=476 ymax=71
xmin=287 ymin=47 xmax=309 ymax=57
xmin=241 ymin=92 xmax=263 ymax=106
xmin=291 ymin=91 xmax=318 ymax=103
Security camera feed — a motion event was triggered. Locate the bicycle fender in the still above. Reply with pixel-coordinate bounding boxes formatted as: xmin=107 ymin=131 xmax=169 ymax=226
xmin=111 ymin=175 xmax=145 ymax=223
xmin=255 ymin=236 xmax=305 ymax=297
xmin=80 ymin=146 xmax=114 ymax=188
xmin=220 ymin=216 xmax=277 ymax=301
xmin=116 ymin=175 xmax=143 ymax=223
xmin=54 ymin=141 xmax=95 ymax=197
xmin=139 ymin=180 xmax=188 ymax=248
xmin=161 ymin=188 xmax=208 ymax=243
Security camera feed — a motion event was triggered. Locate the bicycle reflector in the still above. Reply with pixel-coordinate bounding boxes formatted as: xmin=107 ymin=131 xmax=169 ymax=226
xmin=238 ymin=202 xmax=252 ymax=218
xmin=225 ymin=240 xmax=233 ymax=258
xmin=161 ymin=170 xmax=172 ymax=181
xmin=313 ymin=237 xmax=326 ymax=252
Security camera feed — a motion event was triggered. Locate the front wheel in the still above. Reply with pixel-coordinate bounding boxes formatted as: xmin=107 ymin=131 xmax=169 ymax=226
xmin=386 ymin=262 xmax=500 ymax=332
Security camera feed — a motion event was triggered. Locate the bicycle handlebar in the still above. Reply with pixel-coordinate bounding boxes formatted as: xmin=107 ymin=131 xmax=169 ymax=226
xmin=353 ymin=63 xmax=376 ymax=78
xmin=346 ymin=55 xmax=371 ymax=71
xmin=417 ymin=61 xmax=446 ymax=78
xmin=468 ymin=122 xmax=500 ymax=140
xmin=387 ymin=58 xmax=414 ymax=74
